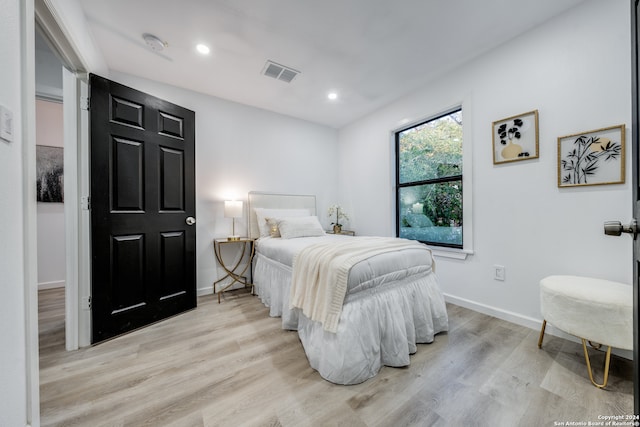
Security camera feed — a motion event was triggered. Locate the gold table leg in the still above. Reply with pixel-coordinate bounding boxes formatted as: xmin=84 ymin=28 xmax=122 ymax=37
xmin=213 ymin=240 xmax=255 ymax=303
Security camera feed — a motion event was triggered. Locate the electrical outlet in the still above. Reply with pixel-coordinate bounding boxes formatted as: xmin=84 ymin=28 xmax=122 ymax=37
xmin=494 ymin=265 xmax=505 ymax=281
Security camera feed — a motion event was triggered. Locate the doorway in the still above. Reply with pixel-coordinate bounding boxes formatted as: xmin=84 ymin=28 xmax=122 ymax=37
xmin=35 ymin=27 xmax=66 ymax=355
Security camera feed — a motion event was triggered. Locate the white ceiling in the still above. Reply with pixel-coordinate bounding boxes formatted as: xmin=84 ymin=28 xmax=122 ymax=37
xmin=79 ymin=0 xmax=585 ymax=129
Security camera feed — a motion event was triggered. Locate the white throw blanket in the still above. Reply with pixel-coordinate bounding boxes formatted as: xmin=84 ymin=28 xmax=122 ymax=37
xmin=290 ymin=237 xmax=432 ymax=333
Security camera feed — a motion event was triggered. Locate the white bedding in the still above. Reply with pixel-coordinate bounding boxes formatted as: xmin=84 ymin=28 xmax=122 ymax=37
xmin=290 ymin=236 xmax=434 ymax=333
xmin=256 ymin=235 xmax=432 ymax=294
xmin=253 ymin=234 xmax=448 ymax=384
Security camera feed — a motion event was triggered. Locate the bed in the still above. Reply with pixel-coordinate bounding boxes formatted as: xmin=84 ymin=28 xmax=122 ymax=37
xmin=248 ymin=192 xmax=448 ymax=384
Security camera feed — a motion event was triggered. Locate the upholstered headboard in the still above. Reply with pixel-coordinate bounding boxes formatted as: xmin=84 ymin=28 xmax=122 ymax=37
xmin=247 ymin=191 xmax=317 ymax=239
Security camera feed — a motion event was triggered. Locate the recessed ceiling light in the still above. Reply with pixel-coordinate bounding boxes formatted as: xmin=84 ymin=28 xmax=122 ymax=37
xmin=196 ymin=44 xmax=210 ymax=55
xmin=327 ymin=92 xmax=338 ymax=100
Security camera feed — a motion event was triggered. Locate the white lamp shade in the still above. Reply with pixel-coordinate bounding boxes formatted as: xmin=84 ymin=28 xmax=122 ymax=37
xmin=224 ymin=200 xmax=243 ymax=218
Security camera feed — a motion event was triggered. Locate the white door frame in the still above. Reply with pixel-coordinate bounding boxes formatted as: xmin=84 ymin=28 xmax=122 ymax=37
xmin=77 ymin=78 xmax=91 ymax=348
xmin=26 ymin=1 xmax=90 ymax=423
xmin=22 ymin=1 xmax=39 ymax=424
xmin=62 ymin=67 xmax=79 ymax=350
xmin=35 ymin=0 xmax=90 ymax=352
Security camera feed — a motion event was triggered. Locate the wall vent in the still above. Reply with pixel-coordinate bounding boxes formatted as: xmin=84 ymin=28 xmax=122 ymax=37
xmin=262 ymin=60 xmax=300 ymax=83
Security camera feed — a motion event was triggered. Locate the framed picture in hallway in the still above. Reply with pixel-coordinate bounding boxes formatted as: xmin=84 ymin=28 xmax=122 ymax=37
xmin=36 ymin=145 xmax=64 ymax=203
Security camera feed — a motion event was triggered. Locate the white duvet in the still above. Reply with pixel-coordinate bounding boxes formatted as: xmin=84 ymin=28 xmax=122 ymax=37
xmin=290 ymin=236 xmax=434 ymax=333
xmin=256 ymin=235 xmax=433 ymax=294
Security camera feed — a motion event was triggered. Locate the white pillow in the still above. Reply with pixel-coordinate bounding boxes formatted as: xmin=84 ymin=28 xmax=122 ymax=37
xmin=277 ymin=216 xmax=325 ymax=239
xmin=254 ymin=208 xmax=310 ymax=237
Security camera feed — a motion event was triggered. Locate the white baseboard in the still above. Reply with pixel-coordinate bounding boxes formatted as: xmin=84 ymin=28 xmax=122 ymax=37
xmin=38 ymin=280 xmax=65 ymax=290
xmin=197 ymin=286 xmax=214 ymax=297
xmin=444 ymin=293 xmax=541 ymax=330
xmin=198 ymin=281 xmax=249 ymax=298
xmin=444 ymin=293 xmax=633 ymax=360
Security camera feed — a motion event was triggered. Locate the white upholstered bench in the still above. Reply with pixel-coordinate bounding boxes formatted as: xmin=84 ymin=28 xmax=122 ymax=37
xmin=538 ymin=275 xmax=632 ymax=388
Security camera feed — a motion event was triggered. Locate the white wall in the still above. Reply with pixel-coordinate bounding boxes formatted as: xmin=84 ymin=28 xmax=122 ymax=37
xmin=47 ymin=0 xmax=108 ymax=76
xmin=35 ymin=45 xmax=63 ymax=100
xmin=36 ymin=99 xmax=66 ymax=289
xmin=109 ymin=71 xmax=340 ymax=295
xmin=338 ymin=0 xmax=632 ymax=327
xmin=1 ymin=0 xmax=29 ymax=424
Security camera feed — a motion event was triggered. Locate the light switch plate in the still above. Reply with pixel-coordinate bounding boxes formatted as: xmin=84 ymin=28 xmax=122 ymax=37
xmin=0 ymin=105 xmax=14 ymax=143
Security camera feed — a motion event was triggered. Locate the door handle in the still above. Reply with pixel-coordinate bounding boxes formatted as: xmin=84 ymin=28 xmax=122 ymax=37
xmin=186 ymin=216 xmax=196 ymax=226
xmin=604 ymin=220 xmax=637 ymax=239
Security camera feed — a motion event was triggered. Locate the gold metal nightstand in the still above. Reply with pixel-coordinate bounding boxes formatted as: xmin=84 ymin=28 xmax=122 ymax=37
xmin=213 ymin=238 xmax=255 ymax=303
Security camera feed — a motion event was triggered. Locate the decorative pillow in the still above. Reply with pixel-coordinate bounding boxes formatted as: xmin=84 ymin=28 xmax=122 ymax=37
xmin=277 ymin=216 xmax=325 ymax=239
xmin=405 ymin=213 xmax=433 ymax=228
xmin=265 ymin=217 xmax=281 ymax=237
xmin=254 ymin=208 xmax=310 ymax=237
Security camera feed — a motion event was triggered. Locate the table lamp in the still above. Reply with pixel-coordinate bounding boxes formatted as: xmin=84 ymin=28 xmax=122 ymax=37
xmin=224 ymin=200 xmax=243 ymax=241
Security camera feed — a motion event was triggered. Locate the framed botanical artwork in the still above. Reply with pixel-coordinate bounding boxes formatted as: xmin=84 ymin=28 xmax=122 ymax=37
xmin=492 ymin=110 xmax=539 ymax=164
xmin=557 ymin=124 xmax=625 ymax=188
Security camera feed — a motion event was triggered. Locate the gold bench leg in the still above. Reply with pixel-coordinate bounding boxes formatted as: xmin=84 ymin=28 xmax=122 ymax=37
xmin=537 ymin=319 xmax=547 ymax=348
xmin=581 ymin=339 xmax=612 ymax=389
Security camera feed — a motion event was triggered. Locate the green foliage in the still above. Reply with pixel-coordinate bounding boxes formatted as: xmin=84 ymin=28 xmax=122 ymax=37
xmin=398 ymin=110 xmax=463 ymax=232
xmin=398 ymin=111 xmax=463 ymax=184
xmin=424 ymin=182 xmax=462 ymax=226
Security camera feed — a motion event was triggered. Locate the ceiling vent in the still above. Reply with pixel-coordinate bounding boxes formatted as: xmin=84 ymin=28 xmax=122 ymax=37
xmin=262 ymin=60 xmax=300 ymax=83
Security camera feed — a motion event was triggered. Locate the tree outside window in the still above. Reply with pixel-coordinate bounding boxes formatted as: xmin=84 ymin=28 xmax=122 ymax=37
xmin=396 ymin=109 xmax=463 ymax=248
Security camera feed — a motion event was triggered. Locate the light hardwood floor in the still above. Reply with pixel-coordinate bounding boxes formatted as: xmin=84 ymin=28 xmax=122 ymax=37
xmin=38 ymin=288 xmax=633 ymax=427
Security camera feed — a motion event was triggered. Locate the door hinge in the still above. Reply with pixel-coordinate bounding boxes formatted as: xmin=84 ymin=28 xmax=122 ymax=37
xmin=81 ymin=96 xmax=90 ymax=111
xmin=81 ymin=196 xmax=90 ymax=210
xmin=82 ymin=295 xmax=92 ymax=310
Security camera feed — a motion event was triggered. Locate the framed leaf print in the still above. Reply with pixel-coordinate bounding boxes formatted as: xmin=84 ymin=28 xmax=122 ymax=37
xmin=492 ymin=110 xmax=539 ymax=164
xmin=557 ymin=124 xmax=625 ymax=188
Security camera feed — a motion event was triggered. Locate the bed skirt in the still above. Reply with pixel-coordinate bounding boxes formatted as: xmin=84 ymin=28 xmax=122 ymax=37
xmin=253 ymin=252 xmax=449 ymax=384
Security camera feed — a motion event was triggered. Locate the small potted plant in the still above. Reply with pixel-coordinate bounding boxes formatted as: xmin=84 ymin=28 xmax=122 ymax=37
xmin=327 ymin=204 xmax=349 ymax=233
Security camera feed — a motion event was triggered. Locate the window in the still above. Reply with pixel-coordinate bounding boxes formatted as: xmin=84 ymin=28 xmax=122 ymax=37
xmin=395 ymin=108 xmax=463 ymax=248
